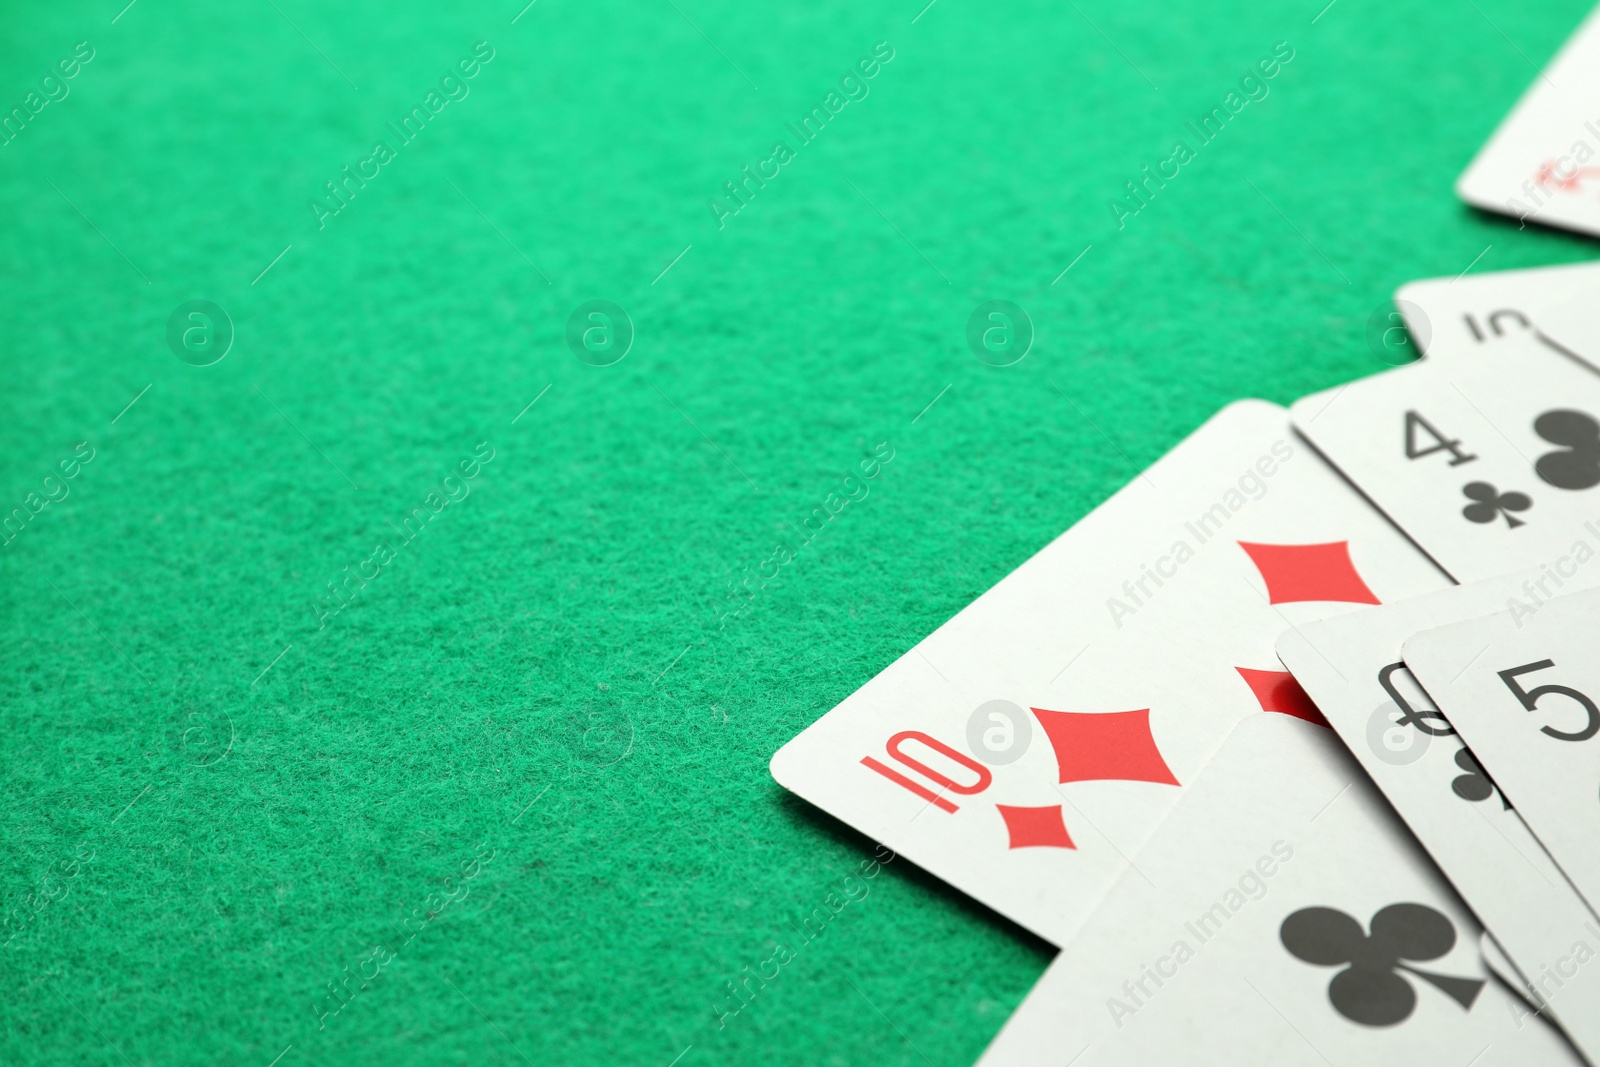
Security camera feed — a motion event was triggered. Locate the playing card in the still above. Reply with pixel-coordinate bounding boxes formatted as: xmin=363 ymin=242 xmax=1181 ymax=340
xmin=976 ymin=715 xmax=1579 ymax=1066
xmin=1278 ymin=572 xmax=1600 ymax=1059
xmin=1395 ymin=262 xmax=1600 ymax=362
xmin=1406 ymin=585 xmax=1600 ymax=938
xmin=1291 ymin=328 xmax=1600 ymax=583
xmin=1457 ymin=6 xmax=1600 ymax=238
xmin=1536 ymin=271 xmax=1600 ymax=370
xmin=769 ymin=400 xmax=1450 ymax=947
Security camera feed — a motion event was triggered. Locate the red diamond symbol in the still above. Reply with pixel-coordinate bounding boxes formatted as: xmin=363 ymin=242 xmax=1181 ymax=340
xmin=1030 ymin=708 xmax=1180 ymax=787
xmin=1237 ymin=541 xmax=1381 ymax=606
xmin=996 ymin=804 xmax=1077 ymax=850
xmin=1236 ymin=667 xmax=1329 ymax=728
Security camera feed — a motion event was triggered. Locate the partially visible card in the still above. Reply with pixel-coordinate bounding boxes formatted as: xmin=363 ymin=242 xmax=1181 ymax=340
xmin=1457 ymin=6 xmax=1600 ymax=238
xmin=1536 ymin=273 xmax=1600 ymax=371
xmin=1278 ymin=573 xmax=1600 ymax=1059
xmin=1406 ymin=585 xmax=1600 ymax=927
xmin=770 ymin=401 xmax=1449 ymax=947
xmin=1396 ymin=262 xmax=1600 ymax=361
xmin=976 ymin=715 xmax=1579 ymax=1066
xmin=1291 ymin=334 xmax=1600 ymax=582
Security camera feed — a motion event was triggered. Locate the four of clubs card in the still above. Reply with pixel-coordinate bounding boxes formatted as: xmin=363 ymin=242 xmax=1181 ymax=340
xmin=1292 ymin=302 xmax=1600 ymax=584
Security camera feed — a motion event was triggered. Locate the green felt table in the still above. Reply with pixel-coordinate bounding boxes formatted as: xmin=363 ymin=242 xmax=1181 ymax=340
xmin=1 ymin=0 xmax=1595 ymax=1062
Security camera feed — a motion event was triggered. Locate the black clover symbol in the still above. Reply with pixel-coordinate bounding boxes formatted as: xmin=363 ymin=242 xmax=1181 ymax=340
xmin=1450 ymin=747 xmax=1507 ymax=808
xmin=1534 ymin=409 xmax=1600 ymax=491
xmin=1461 ymin=482 xmax=1531 ymax=529
xmin=1280 ymin=903 xmax=1485 ymax=1026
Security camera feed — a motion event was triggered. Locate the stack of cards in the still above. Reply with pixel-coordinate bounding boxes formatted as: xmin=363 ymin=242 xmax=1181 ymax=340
xmin=769 ymin=10 xmax=1600 ymax=1065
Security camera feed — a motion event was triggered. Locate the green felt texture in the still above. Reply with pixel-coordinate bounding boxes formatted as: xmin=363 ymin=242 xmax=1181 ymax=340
xmin=0 ymin=0 xmax=1594 ymax=1062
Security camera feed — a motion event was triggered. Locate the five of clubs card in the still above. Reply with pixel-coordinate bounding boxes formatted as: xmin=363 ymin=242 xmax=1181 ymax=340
xmin=767 ymin=8 xmax=1600 ymax=1064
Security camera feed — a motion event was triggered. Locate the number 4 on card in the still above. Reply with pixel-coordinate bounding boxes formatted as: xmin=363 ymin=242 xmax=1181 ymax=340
xmin=1405 ymin=411 xmax=1476 ymax=466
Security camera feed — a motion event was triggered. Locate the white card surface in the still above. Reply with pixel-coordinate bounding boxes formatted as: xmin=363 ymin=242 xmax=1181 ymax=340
xmin=1535 ymin=271 xmax=1600 ymax=369
xmin=1406 ymin=586 xmax=1600 ymax=934
xmin=1278 ymin=573 xmax=1600 ymax=1058
xmin=1291 ymin=331 xmax=1600 ymax=583
xmin=1396 ymin=262 xmax=1600 ymax=362
xmin=1483 ymin=930 xmax=1548 ymax=1017
xmin=1457 ymin=6 xmax=1600 ymax=238
xmin=769 ymin=401 xmax=1450 ymax=947
xmin=977 ymin=716 xmax=1579 ymax=1066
